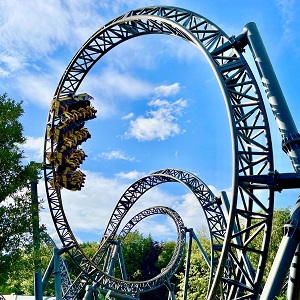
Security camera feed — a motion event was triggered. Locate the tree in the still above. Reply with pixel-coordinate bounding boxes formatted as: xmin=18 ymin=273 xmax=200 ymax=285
xmin=0 ymin=93 xmax=37 ymax=201
xmin=0 ymin=244 xmax=53 ymax=295
xmin=156 ymin=240 xmax=185 ymax=296
xmin=119 ymin=230 xmax=153 ymax=281
xmin=156 ymin=240 xmax=176 ymax=270
xmin=62 ymin=235 xmax=166 ymax=299
xmin=0 ymin=93 xmax=42 ymax=291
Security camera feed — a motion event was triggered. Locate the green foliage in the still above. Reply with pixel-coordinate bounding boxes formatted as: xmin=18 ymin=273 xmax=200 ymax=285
xmin=0 ymin=93 xmax=43 ymax=292
xmin=267 ymin=208 xmax=291 ymax=267
xmin=0 ymin=93 xmax=40 ymax=201
xmin=80 ymin=241 xmax=99 ymax=259
xmin=62 ymin=241 xmax=100 ymax=287
xmin=121 ymin=230 xmax=156 ymax=281
xmin=0 ymin=244 xmax=53 ymax=294
xmin=121 ymin=231 xmax=174 ymax=299
xmin=0 ymin=192 xmax=33 ymax=286
xmin=156 ymin=240 xmax=176 ymax=270
xmin=157 ymin=240 xmax=185 ymax=295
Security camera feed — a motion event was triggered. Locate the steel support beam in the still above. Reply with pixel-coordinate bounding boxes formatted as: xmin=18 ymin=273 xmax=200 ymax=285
xmin=53 ymin=247 xmax=63 ymax=300
xmin=183 ymin=229 xmax=193 ymax=300
xmin=117 ymin=240 xmax=127 ymax=281
xmin=260 ymin=195 xmax=300 ymax=299
xmin=165 ymin=281 xmax=175 ymax=300
xmin=287 ymin=244 xmax=300 ymax=300
xmin=42 ymin=255 xmax=54 ymax=290
xmin=260 ymin=236 xmax=298 ymax=299
xmin=100 ymin=289 xmax=139 ymax=300
xmin=190 ymin=230 xmax=211 ymax=268
xmin=83 ymin=285 xmax=94 ymax=300
xmin=105 ymin=239 xmax=127 ymax=280
xmin=31 ymin=178 xmax=43 ymax=300
xmin=237 ymin=22 xmax=300 ymax=299
xmin=108 ymin=243 xmax=118 ymax=276
xmin=239 ymin=22 xmax=300 ymax=174
xmin=84 ymin=284 xmax=139 ymax=300
xmin=239 ymin=172 xmax=300 ymax=191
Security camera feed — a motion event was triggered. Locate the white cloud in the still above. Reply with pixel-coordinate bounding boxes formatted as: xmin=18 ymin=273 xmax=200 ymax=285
xmin=21 ymin=136 xmax=44 ymax=162
xmin=38 ymin=166 xmax=233 ymax=244
xmin=98 ymin=150 xmax=136 ymax=162
xmin=0 ymin=54 xmax=24 ymax=74
xmin=129 ymin=216 xmax=178 ymax=241
xmin=6 ymin=56 xmax=69 ymax=108
xmin=16 ymin=72 xmax=59 ymax=108
xmin=0 ymin=67 xmax=9 ymax=77
xmin=39 ymin=171 xmax=129 ymax=238
xmin=116 ymin=170 xmax=145 ymax=180
xmin=0 ymin=0 xmax=107 ymax=82
xmin=84 ymin=67 xmax=153 ymax=100
xmin=157 ymin=35 xmax=207 ymax=64
xmin=277 ymin=0 xmax=295 ymax=25
xmin=122 ymin=112 xmax=134 ymax=120
xmin=0 ymin=1 xmax=104 ymax=57
xmin=124 ymin=98 xmax=188 ymax=141
xmin=276 ymin=0 xmax=300 ymax=42
xmin=172 ymin=193 xmax=206 ymax=228
xmin=154 ymin=83 xmax=181 ymax=97
xmin=171 ymin=184 xmax=232 ymax=232
xmin=79 ymin=67 xmax=154 ymax=119
xmin=207 ymin=185 xmax=232 ymax=200
xmin=96 ymin=0 xmax=178 ymax=21
xmin=38 ymin=170 xmax=179 ymax=242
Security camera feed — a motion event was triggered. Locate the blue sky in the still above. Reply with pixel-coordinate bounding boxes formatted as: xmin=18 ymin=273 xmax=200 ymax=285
xmin=1 ymin=0 xmax=300 ymax=244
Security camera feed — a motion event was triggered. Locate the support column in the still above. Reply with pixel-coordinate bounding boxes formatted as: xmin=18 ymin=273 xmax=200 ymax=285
xmin=165 ymin=281 xmax=175 ymax=300
xmin=83 ymin=285 xmax=94 ymax=300
xmin=238 ymin=22 xmax=300 ymax=299
xmin=31 ymin=178 xmax=43 ymax=300
xmin=287 ymin=244 xmax=300 ymax=300
xmin=241 ymin=22 xmax=300 ymax=174
xmin=183 ymin=228 xmax=193 ymax=300
xmin=53 ymin=247 xmax=63 ymax=300
xmin=260 ymin=196 xmax=300 ymax=299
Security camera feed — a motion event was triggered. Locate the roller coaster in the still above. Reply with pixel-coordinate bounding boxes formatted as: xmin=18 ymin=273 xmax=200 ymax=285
xmin=43 ymin=5 xmax=300 ymax=300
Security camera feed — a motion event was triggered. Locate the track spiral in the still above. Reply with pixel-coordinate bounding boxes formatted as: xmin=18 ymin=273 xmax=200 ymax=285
xmin=44 ymin=5 xmax=274 ymax=299
xmin=104 ymin=206 xmax=187 ymax=290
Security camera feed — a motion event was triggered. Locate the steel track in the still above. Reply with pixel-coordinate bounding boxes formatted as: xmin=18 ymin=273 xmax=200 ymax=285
xmin=108 ymin=206 xmax=187 ymax=283
xmin=43 ymin=234 xmax=76 ymax=298
xmin=44 ymin=6 xmax=274 ymax=299
xmin=67 ymin=169 xmax=224 ymax=297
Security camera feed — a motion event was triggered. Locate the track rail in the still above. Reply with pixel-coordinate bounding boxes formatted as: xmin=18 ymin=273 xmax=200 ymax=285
xmin=44 ymin=6 xmax=274 ymax=299
xmin=67 ymin=169 xmax=224 ymax=296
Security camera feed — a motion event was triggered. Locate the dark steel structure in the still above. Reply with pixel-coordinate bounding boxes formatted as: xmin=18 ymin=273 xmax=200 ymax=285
xmin=43 ymin=5 xmax=300 ymax=300
xmin=102 ymin=206 xmax=186 ymax=300
xmin=42 ymin=234 xmax=75 ymax=299
xmin=118 ymin=206 xmax=187 ymax=239
xmin=64 ymin=169 xmax=224 ymax=297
